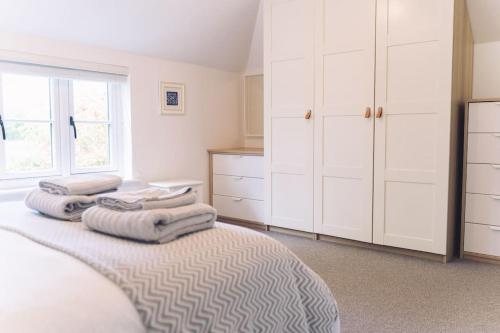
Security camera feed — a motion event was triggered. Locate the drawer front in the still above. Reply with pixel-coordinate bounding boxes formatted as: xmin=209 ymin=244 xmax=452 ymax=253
xmin=468 ymin=102 xmax=500 ymax=133
xmin=464 ymin=223 xmax=500 ymax=257
xmin=466 ymin=164 xmax=500 ymax=195
xmin=467 ymin=133 xmax=500 ymax=164
xmin=213 ymin=175 xmax=264 ymax=200
xmin=465 ymin=193 xmax=500 ymax=227
xmin=213 ymin=195 xmax=264 ymax=223
xmin=212 ymin=154 xmax=264 ymax=178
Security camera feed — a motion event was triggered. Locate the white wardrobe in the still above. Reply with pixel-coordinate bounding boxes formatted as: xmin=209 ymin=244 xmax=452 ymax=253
xmin=264 ymin=0 xmax=472 ymax=257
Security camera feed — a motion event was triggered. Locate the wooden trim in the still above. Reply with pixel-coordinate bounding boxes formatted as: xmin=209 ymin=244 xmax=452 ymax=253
xmin=266 ymin=226 xmax=447 ymax=263
xmin=267 ymin=226 xmax=317 ymax=239
xmin=208 ymin=152 xmax=214 ymax=206
xmin=318 ymin=234 xmax=447 ymax=263
xmin=218 ymin=216 xmax=268 ymax=231
xmin=464 ymin=252 xmax=500 ymax=265
xmin=468 ymin=98 xmax=500 ymax=103
xmin=448 ymin=0 xmax=474 ymax=261
xmin=207 ymin=147 xmax=264 ymax=156
xmin=459 ymin=103 xmax=470 ymax=258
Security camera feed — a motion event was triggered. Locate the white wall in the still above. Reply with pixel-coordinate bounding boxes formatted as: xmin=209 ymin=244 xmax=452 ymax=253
xmin=473 ymin=41 xmax=500 ymax=99
xmin=245 ymin=0 xmax=264 ymax=76
xmin=0 ymin=32 xmax=243 ymax=201
xmin=243 ymin=0 xmax=264 ymax=148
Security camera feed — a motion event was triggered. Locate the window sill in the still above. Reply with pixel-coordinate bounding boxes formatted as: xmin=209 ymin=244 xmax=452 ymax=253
xmin=0 ymin=187 xmax=34 ymax=202
xmin=0 ymin=171 xmax=122 ymax=190
xmin=0 ymin=178 xmax=146 ymax=202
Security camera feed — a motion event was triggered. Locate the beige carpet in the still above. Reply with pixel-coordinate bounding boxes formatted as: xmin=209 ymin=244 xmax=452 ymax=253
xmin=265 ymin=231 xmax=500 ymax=333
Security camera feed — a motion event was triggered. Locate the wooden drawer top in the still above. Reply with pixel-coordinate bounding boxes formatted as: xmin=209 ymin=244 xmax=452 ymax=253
xmin=208 ymin=147 xmax=264 ymax=156
xmin=468 ymin=98 xmax=500 ymax=103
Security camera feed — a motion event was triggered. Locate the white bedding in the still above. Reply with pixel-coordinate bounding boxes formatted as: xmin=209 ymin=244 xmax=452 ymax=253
xmin=0 ymin=203 xmax=145 ymax=333
xmin=0 ymin=202 xmax=339 ymax=332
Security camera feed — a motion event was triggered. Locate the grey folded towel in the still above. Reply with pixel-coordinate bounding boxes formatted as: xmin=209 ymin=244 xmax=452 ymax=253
xmin=82 ymin=203 xmax=217 ymax=243
xmin=39 ymin=174 xmax=122 ymax=196
xmin=25 ymin=189 xmax=97 ymax=221
xmin=96 ymin=187 xmax=195 ymax=211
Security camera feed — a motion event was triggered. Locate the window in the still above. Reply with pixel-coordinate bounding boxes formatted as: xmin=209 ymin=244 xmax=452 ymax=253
xmin=0 ymin=74 xmax=55 ymax=175
xmin=70 ymin=80 xmax=115 ymax=172
xmin=0 ymin=66 xmax=125 ymax=183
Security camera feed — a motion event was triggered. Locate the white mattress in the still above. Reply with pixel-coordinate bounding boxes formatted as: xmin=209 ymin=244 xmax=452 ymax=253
xmin=0 ymin=203 xmax=145 ymax=333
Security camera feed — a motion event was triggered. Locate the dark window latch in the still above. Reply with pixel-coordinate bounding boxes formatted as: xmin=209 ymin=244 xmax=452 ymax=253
xmin=69 ymin=116 xmax=77 ymax=139
xmin=0 ymin=115 xmax=5 ymax=140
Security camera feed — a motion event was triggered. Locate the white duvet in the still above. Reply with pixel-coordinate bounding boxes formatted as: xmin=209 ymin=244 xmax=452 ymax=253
xmin=0 ymin=203 xmax=145 ymax=333
xmin=0 ymin=202 xmax=339 ymax=332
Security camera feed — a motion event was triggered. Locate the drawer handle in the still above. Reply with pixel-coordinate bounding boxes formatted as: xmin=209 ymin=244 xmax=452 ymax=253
xmin=233 ymin=176 xmax=244 ymax=181
xmin=491 ymin=195 xmax=500 ymax=200
xmin=493 ymin=134 xmax=500 ymax=138
xmin=490 ymin=226 xmax=500 ymax=232
xmin=492 ymin=165 xmax=500 ymax=169
xmin=232 ymin=198 xmax=243 ymax=202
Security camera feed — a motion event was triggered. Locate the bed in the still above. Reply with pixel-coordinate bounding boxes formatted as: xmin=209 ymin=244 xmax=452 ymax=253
xmin=0 ymin=201 xmax=339 ymax=333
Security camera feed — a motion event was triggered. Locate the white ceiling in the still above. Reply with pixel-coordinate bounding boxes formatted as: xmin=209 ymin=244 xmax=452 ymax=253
xmin=0 ymin=0 xmax=260 ymax=72
xmin=467 ymin=0 xmax=500 ymax=43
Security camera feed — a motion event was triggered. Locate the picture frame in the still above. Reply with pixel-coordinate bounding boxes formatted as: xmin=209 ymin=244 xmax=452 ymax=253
xmin=160 ymin=82 xmax=185 ymax=115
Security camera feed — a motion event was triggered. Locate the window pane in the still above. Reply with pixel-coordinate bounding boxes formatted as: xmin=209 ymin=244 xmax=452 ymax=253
xmin=74 ymin=123 xmax=110 ymax=168
xmin=73 ymin=81 xmax=109 ymax=121
xmin=4 ymin=122 xmax=53 ymax=172
xmin=2 ymin=74 xmax=51 ymax=120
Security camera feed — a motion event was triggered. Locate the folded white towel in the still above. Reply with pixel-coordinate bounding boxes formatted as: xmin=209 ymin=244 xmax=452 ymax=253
xmin=96 ymin=187 xmax=195 ymax=211
xmin=39 ymin=174 xmax=122 ymax=196
xmin=82 ymin=203 xmax=217 ymax=243
xmin=25 ymin=189 xmax=97 ymax=221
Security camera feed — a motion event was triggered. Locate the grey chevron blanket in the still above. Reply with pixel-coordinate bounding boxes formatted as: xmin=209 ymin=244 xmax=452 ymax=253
xmin=0 ymin=210 xmax=339 ymax=333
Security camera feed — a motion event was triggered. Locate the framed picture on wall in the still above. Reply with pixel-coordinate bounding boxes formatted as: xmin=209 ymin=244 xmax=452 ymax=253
xmin=160 ymin=82 xmax=185 ymax=115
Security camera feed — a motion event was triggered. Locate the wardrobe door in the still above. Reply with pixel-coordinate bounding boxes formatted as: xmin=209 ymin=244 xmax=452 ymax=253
xmin=373 ymin=0 xmax=454 ymax=254
xmin=264 ymin=0 xmax=315 ymax=232
xmin=313 ymin=0 xmax=376 ymax=242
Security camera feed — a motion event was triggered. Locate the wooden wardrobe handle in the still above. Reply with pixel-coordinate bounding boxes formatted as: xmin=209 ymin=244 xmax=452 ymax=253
xmin=364 ymin=107 xmax=372 ymax=118
xmin=376 ymin=107 xmax=383 ymax=118
xmin=305 ymin=110 xmax=312 ymax=119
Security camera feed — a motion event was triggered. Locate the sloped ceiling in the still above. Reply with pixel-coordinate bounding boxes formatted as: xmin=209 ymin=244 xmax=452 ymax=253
xmin=0 ymin=0 xmax=260 ymax=72
xmin=467 ymin=0 xmax=500 ymax=43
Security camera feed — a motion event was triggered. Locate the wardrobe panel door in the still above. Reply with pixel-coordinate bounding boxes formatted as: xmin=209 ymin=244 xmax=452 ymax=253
xmin=373 ymin=0 xmax=454 ymax=254
xmin=264 ymin=0 xmax=314 ymax=232
xmin=313 ymin=0 xmax=376 ymax=242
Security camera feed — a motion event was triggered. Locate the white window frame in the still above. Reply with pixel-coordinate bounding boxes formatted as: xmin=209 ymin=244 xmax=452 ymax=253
xmin=65 ymin=80 xmax=122 ymax=174
xmin=0 ymin=64 xmax=125 ymax=188
xmin=0 ymin=75 xmax=62 ymax=180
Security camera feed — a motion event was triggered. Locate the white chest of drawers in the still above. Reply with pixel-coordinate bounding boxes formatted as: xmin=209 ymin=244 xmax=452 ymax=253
xmin=462 ymin=101 xmax=500 ymax=262
xmin=208 ymin=148 xmax=265 ymax=228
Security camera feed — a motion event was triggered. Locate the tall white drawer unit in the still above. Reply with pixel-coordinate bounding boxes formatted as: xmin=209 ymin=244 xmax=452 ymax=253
xmin=462 ymin=101 xmax=500 ymax=263
xmin=208 ymin=148 xmax=265 ymax=229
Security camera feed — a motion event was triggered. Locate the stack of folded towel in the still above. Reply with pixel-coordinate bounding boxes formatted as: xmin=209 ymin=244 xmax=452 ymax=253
xmin=82 ymin=187 xmax=217 ymax=243
xmin=25 ymin=174 xmax=122 ymax=221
